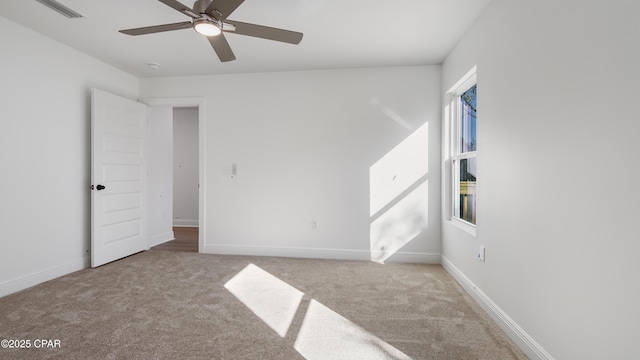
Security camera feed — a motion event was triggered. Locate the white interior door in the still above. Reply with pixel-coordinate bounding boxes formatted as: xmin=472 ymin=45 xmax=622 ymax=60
xmin=91 ymin=89 xmax=148 ymax=267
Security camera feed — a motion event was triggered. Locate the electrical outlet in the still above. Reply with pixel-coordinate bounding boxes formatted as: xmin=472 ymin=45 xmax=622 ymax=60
xmin=478 ymin=246 xmax=485 ymax=262
xmin=310 ymin=220 xmax=318 ymax=230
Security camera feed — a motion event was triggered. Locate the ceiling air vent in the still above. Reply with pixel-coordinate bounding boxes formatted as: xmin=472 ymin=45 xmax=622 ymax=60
xmin=35 ymin=0 xmax=83 ymax=18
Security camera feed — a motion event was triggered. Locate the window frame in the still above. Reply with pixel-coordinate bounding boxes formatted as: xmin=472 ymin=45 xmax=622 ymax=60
xmin=448 ymin=68 xmax=477 ymax=231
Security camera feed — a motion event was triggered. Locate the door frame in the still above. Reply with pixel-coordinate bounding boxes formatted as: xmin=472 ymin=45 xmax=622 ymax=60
xmin=141 ymin=97 xmax=206 ymax=253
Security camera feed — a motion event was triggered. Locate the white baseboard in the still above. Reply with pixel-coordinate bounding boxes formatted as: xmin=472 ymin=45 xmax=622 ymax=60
xmin=149 ymin=230 xmax=175 ymax=247
xmin=383 ymin=251 xmax=441 ymax=264
xmin=203 ymin=244 xmax=440 ymax=264
xmin=173 ymin=219 xmax=199 ymax=227
xmin=440 ymin=256 xmax=554 ymax=360
xmin=0 ymin=256 xmax=90 ymax=298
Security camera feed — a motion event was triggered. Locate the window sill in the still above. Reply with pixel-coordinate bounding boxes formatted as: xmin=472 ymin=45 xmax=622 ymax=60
xmin=449 ymin=218 xmax=476 ymax=236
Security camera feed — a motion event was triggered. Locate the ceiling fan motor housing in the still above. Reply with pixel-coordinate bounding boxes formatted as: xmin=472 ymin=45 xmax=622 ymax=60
xmin=193 ymin=0 xmax=214 ymax=15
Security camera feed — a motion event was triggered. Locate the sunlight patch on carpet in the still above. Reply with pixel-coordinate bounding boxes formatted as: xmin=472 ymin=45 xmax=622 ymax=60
xmin=294 ymin=300 xmax=412 ymax=360
xmin=224 ymin=263 xmax=304 ymax=337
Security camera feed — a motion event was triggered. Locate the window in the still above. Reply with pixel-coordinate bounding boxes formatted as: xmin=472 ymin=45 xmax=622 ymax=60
xmin=451 ymin=73 xmax=477 ymax=226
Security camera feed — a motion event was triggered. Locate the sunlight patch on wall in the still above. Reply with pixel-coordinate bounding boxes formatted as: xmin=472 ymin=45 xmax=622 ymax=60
xmin=369 ymin=122 xmax=429 ymax=262
xmin=370 ymin=181 xmax=429 ymax=263
xmin=224 ymin=264 xmax=304 ymax=337
xmin=368 ymin=97 xmax=415 ymax=131
xmin=294 ymin=300 xmax=412 ymax=360
xmin=370 ymin=122 xmax=429 ymax=216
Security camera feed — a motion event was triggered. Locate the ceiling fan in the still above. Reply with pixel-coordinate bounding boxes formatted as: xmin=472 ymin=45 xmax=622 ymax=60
xmin=119 ymin=0 xmax=303 ymax=62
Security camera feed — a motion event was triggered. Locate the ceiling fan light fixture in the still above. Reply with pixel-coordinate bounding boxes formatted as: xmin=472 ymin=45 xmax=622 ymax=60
xmin=194 ymin=19 xmax=221 ymax=37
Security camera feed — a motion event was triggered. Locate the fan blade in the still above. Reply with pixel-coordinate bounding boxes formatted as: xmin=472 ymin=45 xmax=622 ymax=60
xmin=120 ymin=21 xmax=193 ymax=36
xmin=208 ymin=34 xmax=236 ymax=62
xmin=205 ymin=0 xmax=244 ymax=20
xmin=224 ymin=21 xmax=303 ymax=44
xmin=158 ymin=0 xmax=199 ymax=18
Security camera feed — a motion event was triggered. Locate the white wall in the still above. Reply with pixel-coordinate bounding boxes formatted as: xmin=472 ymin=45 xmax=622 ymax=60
xmin=148 ymin=106 xmax=174 ymax=245
xmin=0 ymin=16 xmax=139 ymax=296
xmin=173 ymin=107 xmax=199 ymax=227
xmin=441 ymin=1 xmax=640 ymax=359
xmin=140 ymin=66 xmax=441 ymax=262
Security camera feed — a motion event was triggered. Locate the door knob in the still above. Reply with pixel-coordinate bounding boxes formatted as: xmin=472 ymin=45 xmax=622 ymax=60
xmin=96 ymin=184 xmax=106 ymax=190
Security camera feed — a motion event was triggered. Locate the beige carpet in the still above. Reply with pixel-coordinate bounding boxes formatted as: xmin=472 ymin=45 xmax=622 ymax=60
xmin=0 ymin=250 xmax=527 ymax=359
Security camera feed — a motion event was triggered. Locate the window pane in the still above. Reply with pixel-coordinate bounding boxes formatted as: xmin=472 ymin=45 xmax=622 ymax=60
xmin=458 ymin=158 xmax=477 ymax=224
xmin=460 ymin=85 xmax=477 ymax=153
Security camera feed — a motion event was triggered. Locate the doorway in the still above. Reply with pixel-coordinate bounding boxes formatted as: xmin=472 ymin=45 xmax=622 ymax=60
xmin=144 ymin=98 xmax=205 ymax=253
xmin=169 ymin=107 xmax=199 ymax=252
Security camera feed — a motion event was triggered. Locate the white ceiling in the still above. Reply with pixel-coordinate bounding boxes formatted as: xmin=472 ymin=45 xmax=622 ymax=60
xmin=0 ymin=0 xmax=490 ymax=78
